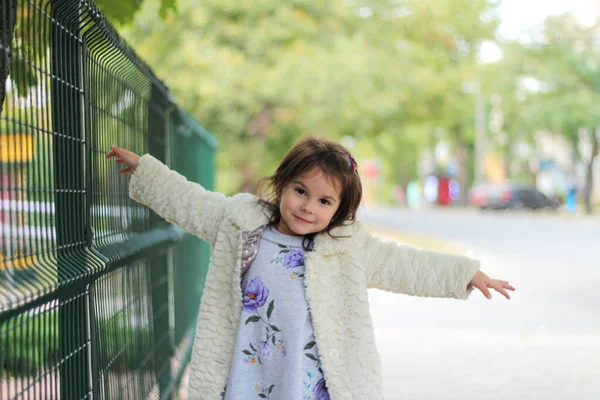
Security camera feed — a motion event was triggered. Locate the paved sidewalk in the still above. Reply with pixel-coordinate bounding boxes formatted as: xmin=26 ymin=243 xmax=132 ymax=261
xmin=363 ymin=222 xmax=600 ymax=400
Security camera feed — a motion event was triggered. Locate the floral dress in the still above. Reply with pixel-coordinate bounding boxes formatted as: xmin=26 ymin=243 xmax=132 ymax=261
xmin=223 ymin=226 xmax=330 ymax=400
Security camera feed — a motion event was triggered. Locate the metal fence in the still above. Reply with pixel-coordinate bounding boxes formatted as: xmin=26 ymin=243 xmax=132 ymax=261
xmin=0 ymin=0 xmax=217 ymax=399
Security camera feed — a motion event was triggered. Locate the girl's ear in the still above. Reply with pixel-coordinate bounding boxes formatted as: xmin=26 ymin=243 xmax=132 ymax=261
xmin=275 ymin=188 xmax=284 ymax=203
xmin=273 ymin=196 xmax=282 ymax=209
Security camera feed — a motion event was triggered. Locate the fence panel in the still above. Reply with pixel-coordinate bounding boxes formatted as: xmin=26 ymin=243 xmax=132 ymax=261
xmin=0 ymin=0 xmax=217 ymax=398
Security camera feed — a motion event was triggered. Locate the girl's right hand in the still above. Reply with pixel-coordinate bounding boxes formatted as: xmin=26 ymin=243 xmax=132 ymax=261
xmin=105 ymin=144 xmax=141 ymax=174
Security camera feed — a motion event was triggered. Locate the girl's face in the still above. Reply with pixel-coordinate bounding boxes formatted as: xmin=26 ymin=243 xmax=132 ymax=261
xmin=276 ymin=168 xmax=342 ymax=236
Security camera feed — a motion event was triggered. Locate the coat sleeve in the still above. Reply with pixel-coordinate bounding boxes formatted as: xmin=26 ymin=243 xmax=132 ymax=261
xmin=128 ymin=154 xmax=229 ymax=247
xmin=357 ymin=228 xmax=480 ymax=300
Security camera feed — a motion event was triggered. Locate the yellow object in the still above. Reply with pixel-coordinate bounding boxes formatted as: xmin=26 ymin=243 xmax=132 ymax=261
xmin=0 ymin=133 xmax=36 ymax=163
xmin=483 ymin=151 xmax=506 ymax=183
xmin=0 ymin=250 xmax=39 ymax=270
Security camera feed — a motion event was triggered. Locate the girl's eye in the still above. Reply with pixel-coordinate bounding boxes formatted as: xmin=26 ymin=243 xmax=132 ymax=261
xmin=319 ymin=199 xmax=330 ymax=205
xmin=295 ymin=188 xmax=306 ymax=195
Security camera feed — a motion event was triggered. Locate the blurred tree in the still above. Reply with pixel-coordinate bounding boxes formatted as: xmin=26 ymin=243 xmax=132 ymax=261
xmin=524 ymin=14 xmax=600 ymax=213
xmin=97 ymin=0 xmax=176 ymax=24
xmin=120 ymin=0 xmax=401 ymax=193
xmin=0 ymin=0 xmax=176 ymax=115
xmin=1 ymin=0 xmax=21 ymax=115
xmin=481 ymin=40 xmax=536 ymax=183
xmin=354 ymin=0 xmax=499 ymax=204
xmin=120 ymin=0 xmax=496 ymax=192
xmin=121 ymin=0 xmax=500 ymax=198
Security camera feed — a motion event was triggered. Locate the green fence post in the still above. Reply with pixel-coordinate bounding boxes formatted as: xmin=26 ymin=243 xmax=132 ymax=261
xmin=50 ymin=0 xmax=90 ymax=398
xmin=148 ymin=83 xmax=174 ymax=398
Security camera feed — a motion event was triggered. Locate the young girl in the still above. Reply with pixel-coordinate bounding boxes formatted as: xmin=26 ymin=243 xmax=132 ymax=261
xmin=107 ymin=138 xmax=515 ymax=400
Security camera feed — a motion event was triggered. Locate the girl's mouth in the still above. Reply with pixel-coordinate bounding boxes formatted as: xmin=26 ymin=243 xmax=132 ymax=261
xmin=295 ymin=216 xmax=312 ymax=224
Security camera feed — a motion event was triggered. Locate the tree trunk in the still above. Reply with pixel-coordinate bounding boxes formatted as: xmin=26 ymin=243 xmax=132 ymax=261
xmin=583 ymin=131 xmax=598 ymax=214
xmin=453 ymin=124 xmax=469 ymax=206
xmin=571 ymin=138 xmax=580 ymax=176
xmin=0 ymin=0 xmax=19 ymax=115
xmin=431 ymin=129 xmax=438 ymax=175
xmin=503 ymin=135 xmax=512 ymax=180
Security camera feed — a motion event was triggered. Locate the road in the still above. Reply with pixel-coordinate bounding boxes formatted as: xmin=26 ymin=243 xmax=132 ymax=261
xmin=362 ymin=207 xmax=600 ymax=400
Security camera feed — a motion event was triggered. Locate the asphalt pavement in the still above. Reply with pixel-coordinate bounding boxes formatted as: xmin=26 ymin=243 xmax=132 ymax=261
xmin=362 ymin=206 xmax=600 ymax=400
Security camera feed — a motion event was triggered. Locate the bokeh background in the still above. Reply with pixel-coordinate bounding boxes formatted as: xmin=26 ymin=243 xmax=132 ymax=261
xmin=113 ymin=0 xmax=599 ymax=215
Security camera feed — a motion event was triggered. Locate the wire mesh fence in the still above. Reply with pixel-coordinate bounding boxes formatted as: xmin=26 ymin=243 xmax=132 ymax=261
xmin=0 ymin=0 xmax=217 ymax=398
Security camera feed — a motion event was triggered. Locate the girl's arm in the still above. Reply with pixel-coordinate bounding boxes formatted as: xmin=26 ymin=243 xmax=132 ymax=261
xmin=107 ymin=146 xmax=228 ymax=246
xmin=358 ymin=229 xmax=480 ymax=300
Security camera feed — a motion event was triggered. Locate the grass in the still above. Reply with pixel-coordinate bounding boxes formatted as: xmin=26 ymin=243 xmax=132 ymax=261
xmin=1 ymin=311 xmax=154 ymax=377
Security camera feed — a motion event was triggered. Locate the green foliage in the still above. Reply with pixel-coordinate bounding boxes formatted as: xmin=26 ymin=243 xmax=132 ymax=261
xmin=120 ymin=0 xmax=499 ymax=194
xmin=0 ymin=312 xmax=59 ymax=377
xmin=10 ymin=0 xmax=597 ymax=201
xmin=96 ymin=0 xmax=145 ymax=24
xmin=9 ymin=56 xmax=37 ymax=97
xmin=0 ymin=311 xmax=154 ymax=377
xmin=96 ymin=0 xmax=177 ymax=24
xmin=523 ymin=14 xmax=600 ymax=137
xmin=6 ymin=0 xmax=175 ymax=97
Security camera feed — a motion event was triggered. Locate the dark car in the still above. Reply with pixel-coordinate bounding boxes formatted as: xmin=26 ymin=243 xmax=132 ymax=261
xmin=470 ymin=183 xmax=560 ymax=210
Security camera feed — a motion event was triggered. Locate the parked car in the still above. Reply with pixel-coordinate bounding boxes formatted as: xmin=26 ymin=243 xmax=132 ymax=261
xmin=470 ymin=183 xmax=560 ymax=210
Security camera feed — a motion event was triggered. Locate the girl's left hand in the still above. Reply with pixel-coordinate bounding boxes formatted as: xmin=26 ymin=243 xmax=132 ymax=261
xmin=468 ymin=270 xmax=515 ymax=300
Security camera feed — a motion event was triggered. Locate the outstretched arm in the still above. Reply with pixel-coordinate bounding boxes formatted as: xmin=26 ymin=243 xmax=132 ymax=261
xmin=107 ymin=145 xmax=228 ymax=246
xmin=359 ymin=229 xmax=514 ymax=300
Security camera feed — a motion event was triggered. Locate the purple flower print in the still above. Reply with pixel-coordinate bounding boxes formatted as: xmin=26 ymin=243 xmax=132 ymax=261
xmin=259 ymin=340 xmax=271 ymax=359
xmin=243 ymin=277 xmax=269 ymax=312
xmin=313 ymin=378 xmax=330 ymax=400
xmin=282 ymin=248 xmax=305 ymax=269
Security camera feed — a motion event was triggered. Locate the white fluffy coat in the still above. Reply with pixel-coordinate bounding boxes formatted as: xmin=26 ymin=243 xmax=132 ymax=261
xmin=129 ymin=154 xmax=480 ymax=400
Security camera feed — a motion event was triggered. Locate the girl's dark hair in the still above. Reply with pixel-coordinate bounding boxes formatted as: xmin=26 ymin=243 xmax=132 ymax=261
xmin=257 ymin=137 xmax=363 ymax=250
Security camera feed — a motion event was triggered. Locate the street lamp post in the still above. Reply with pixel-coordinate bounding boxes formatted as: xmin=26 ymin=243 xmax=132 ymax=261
xmin=475 ymin=88 xmax=487 ymax=186
xmin=463 ymin=80 xmax=487 ymax=187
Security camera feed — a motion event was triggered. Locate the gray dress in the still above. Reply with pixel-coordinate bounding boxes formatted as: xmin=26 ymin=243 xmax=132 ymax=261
xmin=223 ymin=226 xmax=330 ymax=400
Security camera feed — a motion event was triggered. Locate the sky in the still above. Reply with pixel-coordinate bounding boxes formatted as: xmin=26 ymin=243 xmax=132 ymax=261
xmin=497 ymin=0 xmax=596 ymax=39
xmin=479 ymin=0 xmax=597 ymax=62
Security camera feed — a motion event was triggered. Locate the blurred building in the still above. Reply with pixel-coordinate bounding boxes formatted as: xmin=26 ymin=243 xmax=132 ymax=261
xmin=0 ymin=124 xmax=36 ymax=272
